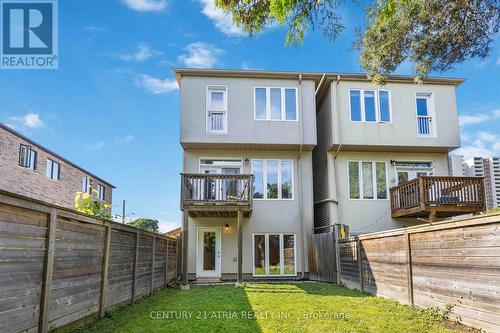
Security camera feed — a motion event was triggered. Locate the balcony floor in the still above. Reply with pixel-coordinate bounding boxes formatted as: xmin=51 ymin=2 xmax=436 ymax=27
xmin=182 ymin=201 xmax=252 ymax=218
xmin=392 ymin=204 xmax=484 ymax=220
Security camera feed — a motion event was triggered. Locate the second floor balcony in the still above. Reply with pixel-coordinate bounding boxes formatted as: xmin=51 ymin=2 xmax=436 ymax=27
xmin=390 ymin=176 xmax=486 ymax=222
xmin=181 ymin=173 xmax=253 ymax=218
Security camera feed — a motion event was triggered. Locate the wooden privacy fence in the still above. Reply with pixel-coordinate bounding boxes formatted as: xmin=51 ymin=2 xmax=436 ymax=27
xmin=0 ymin=190 xmax=179 ymax=333
xmin=338 ymin=213 xmax=500 ymax=333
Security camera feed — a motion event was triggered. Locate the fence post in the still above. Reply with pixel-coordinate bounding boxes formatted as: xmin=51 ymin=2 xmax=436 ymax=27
xmin=357 ymin=238 xmax=363 ymax=292
xmin=131 ymin=231 xmax=140 ymax=302
xmin=150 ymin=235 xmax=156 ymax=295
xmin=334 ymin=224 xmax=341 ymax=284
xmin=404 ymin=231 xmax=414 ymax=305
xmin=99 ymin=224 xmax=112 ymax=318
xmin=39 ymin=208 xmax=57 ymax=333
xmin=165 ymin=239 xmax=169 ymax=287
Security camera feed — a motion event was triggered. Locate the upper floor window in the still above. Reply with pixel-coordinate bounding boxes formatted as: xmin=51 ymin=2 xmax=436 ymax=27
xmin=349 ymin=89 xmax=391 ymax=123
xmin=46 ymin=159 xmax=60 ymax=180
xmin=416 ymin=93 xmax=435 ymax=137
xmin=348 ymin=161 xmax=387 ymax=200
xmin=206 ymin=85 xmax=227 ymax=134
xmin=18 ymin=144 xmax=37 ymax=170
xmin=82 ymin=177 xmax=92 ymax=194
xmin=97 ymin=184 xmax=105 ymax=201
xmin=252 ymin=159 xmax=294 ymax=199
xmin=254 ymin=87 xmax=297 ymax=121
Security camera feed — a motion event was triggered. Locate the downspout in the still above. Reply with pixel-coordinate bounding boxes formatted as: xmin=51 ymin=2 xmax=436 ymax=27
xmin=333 ymin=75 xmax=342 ymax=231
xmin=297 ymin=74 xmax=306 ymax=279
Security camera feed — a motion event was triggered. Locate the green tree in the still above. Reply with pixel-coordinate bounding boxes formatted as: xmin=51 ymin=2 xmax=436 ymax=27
xmin=215 ymin=0 xmax=500 ymax=82
xmin=128 ymin=218 xmax=159 ymax=233
xmin=74 ymin=188 xmax=111 ymax=219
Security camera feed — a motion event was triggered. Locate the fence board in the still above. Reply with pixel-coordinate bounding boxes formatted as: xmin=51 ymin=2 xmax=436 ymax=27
xmin=0 ymin=190 xmax=179 ymax=333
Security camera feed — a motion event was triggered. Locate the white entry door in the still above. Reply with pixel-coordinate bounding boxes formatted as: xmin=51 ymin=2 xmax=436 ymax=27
xmin=196 ymin=228 xmax=221 ymax=278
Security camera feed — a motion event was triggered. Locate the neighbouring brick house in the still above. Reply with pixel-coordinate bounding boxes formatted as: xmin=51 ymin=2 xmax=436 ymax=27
xmin=0 ymin=123 xmax=114 ymax=209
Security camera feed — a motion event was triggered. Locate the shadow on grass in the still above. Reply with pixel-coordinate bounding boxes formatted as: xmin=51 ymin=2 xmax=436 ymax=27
xmin=294 ymin=281 xmax=373 ymax=298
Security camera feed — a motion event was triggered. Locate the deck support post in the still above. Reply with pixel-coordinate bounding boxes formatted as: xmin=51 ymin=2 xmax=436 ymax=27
xmin=99 ymin=224 xmax=112 ymax=318
xmin=405 ymin=231 xmax=414 ymax=305
xmin=131 ymin=231 xmax=140 ymax=301
xmin=150 ymin=235 xmax=156 ymax=295
xmin=181 ymin=211 xmax=189 ymax=287
xmin=237 ymin=210 xmax=243 ymax=285
xmin=357 ymin=238 xmax=363 ymax=292
xmin=39 ymin=208 xmax=57 ymax=333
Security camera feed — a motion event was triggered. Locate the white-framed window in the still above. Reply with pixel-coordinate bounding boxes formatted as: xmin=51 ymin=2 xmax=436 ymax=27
xmin=415 ymin=92 xmax=436 ymax=137
xmin=46 ymin=159 xmax=60 ymax=180
xmin=349 ymin=89 xmax=392 ymax=123
xmin=82 ymin=177 xmax=92 ymax=194
xmin=97 ymin=184 xmax=105 ymax=201
xmin=18 ymin=144 xmax=37 ymax=170
xmin=253 ymin=233 xmax=296 ymax=276
xmin=206 ymin=85 xmax=227 ymax=134
xmin=251 ymin=159 xmax=294 ymax=200
xmin=348 ymin=161 xmax=388 ymax=200
xmin=254 ymin=87 xmax=297 ymax=121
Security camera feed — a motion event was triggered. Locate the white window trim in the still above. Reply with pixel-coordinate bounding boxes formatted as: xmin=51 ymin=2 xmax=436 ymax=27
xmin=415 ymin=92 xmax=437 ymax=138
xmin=251 ymin=159 xmax=294 ymax=200
xmin=97 ymin=184 xmax=105 ymax=201
xmin=198 ymin=157 xmax=243 ymax=173
xmin=348 ymin=89 xmax=393 ymax=123
xmin=254 ymin=87 xmax=298 ymax=121
xmin=46 ymin=158 xmax=60 ymax=180
xmin=347 ymin=161 xmax=389 ymax=201
xmin=252 ymin=233 xmax=297 ymax=277
xmin=206 ymin=85 xmax=228 ymax=135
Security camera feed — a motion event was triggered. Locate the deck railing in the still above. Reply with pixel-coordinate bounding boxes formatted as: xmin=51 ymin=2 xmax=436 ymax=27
xmin=390 ymin=176 xmax=485 ymax=213
xmin=181 ymin=173 xmax=253 ymax=205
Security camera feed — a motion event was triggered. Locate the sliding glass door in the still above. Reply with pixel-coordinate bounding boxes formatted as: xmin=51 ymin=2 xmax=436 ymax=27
xmin=253 ymin=233 xmax=296 ymax=276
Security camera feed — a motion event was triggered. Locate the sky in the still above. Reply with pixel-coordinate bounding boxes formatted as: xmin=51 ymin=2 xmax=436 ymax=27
xmin=1 ymin=0 xmax=499 ymax=232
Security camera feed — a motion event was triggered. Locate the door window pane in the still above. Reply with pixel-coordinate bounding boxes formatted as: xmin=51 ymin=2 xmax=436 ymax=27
xmin=379 ymin=91 xmax=390 ymax=122
xmin=398 ymin=172 xmax=409 ymax=185
xmin=416 ymin=98 xmax=428 ymax=116
xmin=252 ymin=160 xmax=264 ymax=199
xmin=268 ymin=235 xmax=280 ymax=275
xmin=285 ymin=88 xmax=297 ymax=120
xmin=255 ymin=88 xmax=267 ymax=120
xmin=203 ymin=232 xmax=216 ymax=271
xmin=270 ymin=88 xmax=282 ymax=120
xmin=254 ymin=235 xmax=265 ymax=275
xmin=362 ymin=162 xmax=374 ymax=199
xmin=364 ymin=90 xmax=376 ymax=122
xmin=209 ymin=91 xmax=224 ymax=110
xmin=267 ymin=160 xmax=278 ymax=199
xmin=349 ymin=161 xmax=360 ymax=199
xmin=350 ymin=90 xmax=361 ymax=121
xmin=281 ymin=161 xmax=293 ymax=199
xmin=283 ymin=235 xmax=295 ymax=274
xmin=375 ymin=162 xmax=387 ymax=199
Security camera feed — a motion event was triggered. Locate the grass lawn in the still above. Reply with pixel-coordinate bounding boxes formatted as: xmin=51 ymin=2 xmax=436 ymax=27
xmin=75 ymin=282 xmax=468 ymax=333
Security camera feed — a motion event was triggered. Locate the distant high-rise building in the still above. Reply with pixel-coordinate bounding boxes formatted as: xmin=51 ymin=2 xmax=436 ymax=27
xmin=463 ymin=157 xmax=500 ymax=209
xmin=448 ymin=155 xmax=465 ymax=176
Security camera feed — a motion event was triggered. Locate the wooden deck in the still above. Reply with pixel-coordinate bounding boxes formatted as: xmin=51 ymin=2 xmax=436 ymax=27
xmin=390 ymin=176 xmax=486 ymax=221
xmin=180 ymin=173 xmax=253 ymax=218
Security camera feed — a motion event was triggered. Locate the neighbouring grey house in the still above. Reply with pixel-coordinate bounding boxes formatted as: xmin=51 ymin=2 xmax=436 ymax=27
xmin=175 ymin=68 xmax=485 ymax=285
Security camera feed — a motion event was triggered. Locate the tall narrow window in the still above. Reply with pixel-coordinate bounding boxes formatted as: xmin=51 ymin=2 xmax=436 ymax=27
xmin=281 ymin=161 xmax=293 ymax=199
xmin=97 ymin=184 xmax=105 ymax=201
xmin=82 ymin=177 xmax=92 ymax=194
xmin=284 ymin=88 xmax=297 ymax=120
xmin=254 ymin=235 xmax=266 ymax=275
xmin=18 ymin=144 xmax=36 ymax=170
xmin=267 ymin=160 xmax=278 ymax=199
xmin=46 ymin=159 xmax=60 ymax=180
xmin=378 ymin=90 xmax=391 ymax=122
xmin=268 ymin=234 xmax=280 ymax=275
xmin=376 ymin=162 xmax=387 ymax=199
xmin=348 ymin=161 xmax=360 ymax=199
xmin=362 ymin=162 xmax=374 ymax=199
xmin=270 ymin=88 xmax=282 ymax=120
xmin=207 ymin=86 xmax=227 ymax=133
xmin=255 ymin=88 xmax=267 ymax=120
xmin=350 ymin=90 xmax=362 ymax=121
xmin=364 ymin=90 xmax=376 ymax=122
xmin=252 ymin=160 xmax=264 ymax=199
xmin=416 ymin=93 xmax=433 ymax=136
xmin=283 ymin=235 xmax=295 ymax=274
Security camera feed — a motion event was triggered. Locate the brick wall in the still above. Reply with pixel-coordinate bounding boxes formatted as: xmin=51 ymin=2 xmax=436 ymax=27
xmin=0 ymin=127 xmax=113 ymax=209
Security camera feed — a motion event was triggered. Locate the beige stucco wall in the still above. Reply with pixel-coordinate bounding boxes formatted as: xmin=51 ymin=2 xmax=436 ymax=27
xmin=330 ymin=151 xmax=450 ymax=234
xmin=184 ymin=149 xmax=314 ymax=276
